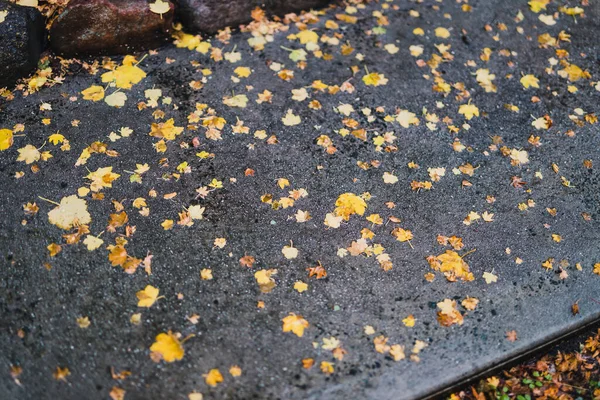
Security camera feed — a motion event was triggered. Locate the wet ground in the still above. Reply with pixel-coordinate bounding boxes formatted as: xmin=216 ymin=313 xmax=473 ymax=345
xmin=1 ymin=1 xmax=600 ymax=399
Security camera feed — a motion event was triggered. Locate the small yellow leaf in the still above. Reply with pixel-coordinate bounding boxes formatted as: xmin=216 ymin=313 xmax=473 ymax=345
xmin=520 ymin=74 xmax=539 ymax=89
xmin=0 ymin=129 xmax=13 ymax=151
xmin=362 ymin=72 xmax=388 ymax=87
xmin=48 ymin=133 xmax=65 ymax=145
xmin=137 ymin=285 xmax=160 ymax=307
xmin=83 ymin=235 xmax=104 ymax=251
xmin=150 ymin=331 xmax=184 ymax=362
xmin=434 ymin=27 xmax=450 ymax=38
xmin=105 ymin=91 xmax=127 ymax=107
xmin=149 ymin=0 xmax=171 ymax=16
xmin=483 ymin=271 xmax=498 ymax=284
xmin=282 ymin=110 xmax=301 ymax=126
xmin=458 ymin=103 xmax=479 ymax=120
xmin=204 ymin=369 xmax=224 ymax=387
xmin=282 ymin=313 xmax=309 ymax=337
xmin=81 ymin=85 xmax=105 ymax=101
xmin=294 ymin=281 xmax=308 ymax=293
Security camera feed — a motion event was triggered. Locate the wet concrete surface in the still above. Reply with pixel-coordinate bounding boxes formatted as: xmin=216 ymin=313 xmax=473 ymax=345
xmin=1 ymin=1 xmax=600 ymax=399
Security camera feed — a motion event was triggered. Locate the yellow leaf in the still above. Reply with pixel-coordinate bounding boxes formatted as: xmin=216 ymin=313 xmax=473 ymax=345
xmin=16 ymin=144 xmax=40 ymax=164
xmin=362 ymin=72 xmax=388 ymax=86
xmin=101 ymin=57 xmax=146 ymax=89
xmin=48 ymin=195 xmax=92 ymax=230
xmin=83 ymin=235 xmax=103 ymax=251
xmin=402 ymin=315 xmax=415 ymax=327
xmin=234 ymin=66 xmax=251 ymax=78
xmin=282 ymin=243 xmax=298 ymax=259
xmin=434 ymin=27 xmax=450 ymax=38
xmin=282 ymin=313 xmax=309 ymax=337
xmin=382 ymin=172 xmax=398 ymax=184
xmin=294 ymin=281 xmax=308 ymax=293
xmin=0 ymin=11 xmax=7 ymax=24
xmin=149 ymin=0 xmax=171 ymax=16
xmin=296 ymin=30 xmax=319 ymax=44
xmin=282 ymin=109 xmax=301 ymax=126
xmin=320 ymin=361 xmax=334 ymax=375
xmin=204 ymin=369 xmax=223 ymax=387
xmin=81 ymin=85 xmax=105 ymax=101
xmin=520 ymin=74 xmax=539 ymax=89
xmin=254 ymin=269 xmax=277 ymax=285
xmin=458 ymin=103 xmax=479 ymax=120
xmin=483 ymin=271 xmax=498 ymax=284
xmin=48 ymin=133 xmax=65 ymax=145
xmin=174 ymin=33 xmax=201 ymax=50
xmin=86 ymin=166 xmax=120 ymax=192
xmin=150 ymin=331 xmax=184 ymax=362
xmin=529 ymin=0 xmax=549 ymax=12
xmin=334 ymin=192 xmax=367 ymax=220
xmin=223 ymin=94 xmax=248 ymax=108
xmin=188 ymin=205 xmax=205 ymax=220
xmin=0 ymin=129 xmax=13 ymax=151
xmin=396 ymin=109 xmax=419 ymax=127
xmin=105 ymin=91 xmax=127 ymax=107
xmin=136 ymin=285 xmax=160 ymax=307
xmin=149 ymin=118 xmax=184 ymax=140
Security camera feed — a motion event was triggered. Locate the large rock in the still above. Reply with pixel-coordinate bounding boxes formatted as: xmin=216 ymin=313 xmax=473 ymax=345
xmin=173 ymin=0 xmax=331 ymax=34
xmin=50 ymin=0 xmax=175 ymax=57
xmin=0 ymin=1 xmax=45 ymax=89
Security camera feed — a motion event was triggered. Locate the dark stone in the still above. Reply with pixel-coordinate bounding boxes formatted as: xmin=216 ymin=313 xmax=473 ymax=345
xmin=49 ymin=0 xmax=175 ymax=57
xmin=173 ymin=0 xmax=332 ymax=34
xmin=0 ymin=1 xmax=45 ymax=89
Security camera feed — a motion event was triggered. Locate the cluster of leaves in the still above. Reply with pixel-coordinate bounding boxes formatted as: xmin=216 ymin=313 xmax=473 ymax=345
xmin=451 ymin=329 xmax=600 ymax=400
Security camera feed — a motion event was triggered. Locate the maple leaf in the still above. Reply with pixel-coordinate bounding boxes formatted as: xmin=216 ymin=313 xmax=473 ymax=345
xmin=282 ymin=313 xmax=309 ymax=337
xmin=334 ymin=192 xmax=367 ymax=220
xmin=458 ymin=103 xmax=480 ymax=120
xmin=392 ymin=227 xmax=413 ymax=242
xmin=223 ymin=94 xmax=248 ymax=108
xmin=402 ymin=315 xmax=415 ymax=327
xmin=382 ymin=172 xmax=398 ymax=184
xmin=81 ymin=85 xmax=105 ymax=101
xmin=428 ymin=250 xmax=474 ymax=281
xmin=396 ymin=109 xmax=419 ymax=128
xmin=53 ymin=367 xmax=70 ymax=382
xmin=105 ymin=91 xmax=127 ymax=107
xmin=282 ymin=109 xmax=301 ymax=126
xmin=48 ymin=195 xmax=92 ymax=230
xmin=532 ymin=116 xmax=550 ymax=130
xmin=204 ymin=369 xmax=224 ymax=387
xmin=239 ymin=255 xmax=255 ymax=267
xmin=48 ymin=133 xmax=65 ymax=145
xmin=362 ymin=72 xmax=388 ymax=87
xmin=296 ymin=29 xmax=319 ymax=44
xmin=86 ymin=166 xmax=120 ymax=192
xmin=188 ymin=205 xmax=205 ymax=220
xmin=482 ymin=271 xmax=498 ymax=284
xmin=0 ymin=129 xmax=13 ymax=151
xmin=83 ymin=235 xmax=104 ymax=251
xmin=148 ymin=0 xmax=171 ymax=17
xmin=0 ymin=11 xmax=7 ymax=24
xmin=101 ymin=56 xmax=147 ymax=89
xmin=16 ymin=144 xmax=40 ymax=164
xmin=520 ymin=74 xmax=539 ymax=89
xmin=137 ymin=285 xmax=160 ymax=307
xmin=294 ymin=281 xmax=308 ymax=293
xmin=149 ymin=118 xmax=184 ymax=140
xmin=150 ymin=331 xmax=184 ymax=362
